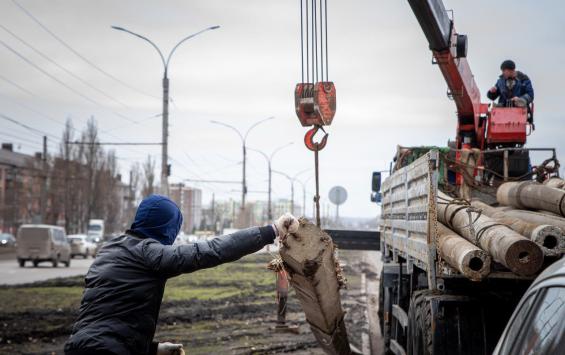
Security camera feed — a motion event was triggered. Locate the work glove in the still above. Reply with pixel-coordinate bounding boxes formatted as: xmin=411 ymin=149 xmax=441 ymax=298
xmin=511 ymin=96 xmax=528 ymax=107
xmin=274 ymin=213 xmax=299 ymax=239
xmin=157 ymin=342 xmax=184 ymax=355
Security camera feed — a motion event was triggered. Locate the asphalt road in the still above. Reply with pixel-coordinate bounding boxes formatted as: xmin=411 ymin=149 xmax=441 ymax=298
xmin=0 ymin=255 xmax=93 ymax=285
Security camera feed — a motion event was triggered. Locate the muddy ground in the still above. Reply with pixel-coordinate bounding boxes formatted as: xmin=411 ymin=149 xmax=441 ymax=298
xmin=0 ymin=251 xmax=378 ymax=354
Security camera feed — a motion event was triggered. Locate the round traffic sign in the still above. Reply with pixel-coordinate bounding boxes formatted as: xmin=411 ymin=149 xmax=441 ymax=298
xmin=329 ymin=186 xmax=348 ymax=205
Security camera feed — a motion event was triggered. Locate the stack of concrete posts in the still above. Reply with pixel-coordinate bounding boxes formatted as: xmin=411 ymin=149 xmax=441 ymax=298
xmin=494 ymin=181 xmax=565 ymax=256
xmin=437 ymin=191 xmax=544 ymax=276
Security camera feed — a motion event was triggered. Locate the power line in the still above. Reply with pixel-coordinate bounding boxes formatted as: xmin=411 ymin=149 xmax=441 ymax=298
xmin=65 ymin=141 xmax=163 ymax=146
xmin=11 ymin=0 xmax=160 ymax=101
xmin=0 ymin=94 xmax=78 ymax=132
xmin=0 ymin=73 xmax=35 ymax=96
xmin=0 ymin=112 xmax=59 ymax=139
xmin=184 ymin=178 xmax=240 ymax=184
xmin=0 ymin=23 xmax=131 ymax=109
xmin=101 ymin=113 xmax=162 ymax=134
xmin=0 ymin=39 xmax=141 ymax=124
xmin=0 ymin=131 xmax=45 ymax=148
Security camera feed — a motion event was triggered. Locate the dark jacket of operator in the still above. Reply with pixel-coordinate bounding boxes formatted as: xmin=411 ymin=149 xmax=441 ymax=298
xmin=487 ymin=70 xmax=534 ymax=106
xmin=64 ymin=195 xmax=275 ymax=355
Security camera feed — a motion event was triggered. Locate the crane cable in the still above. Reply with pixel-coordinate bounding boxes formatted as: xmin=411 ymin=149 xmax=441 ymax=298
xmin=299 ymin=0 xmax=330 ymax=226
xmin=300 ymin=0 xmax=329 ymax=85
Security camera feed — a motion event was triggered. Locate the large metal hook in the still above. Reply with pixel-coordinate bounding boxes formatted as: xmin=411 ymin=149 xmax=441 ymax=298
xmin=304 ymin=125 xmax=328 ymax=151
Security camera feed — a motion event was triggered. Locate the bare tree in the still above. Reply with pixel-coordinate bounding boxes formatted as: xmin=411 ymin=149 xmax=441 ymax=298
xmin=142 ymin=155 xmax=156 ymax=197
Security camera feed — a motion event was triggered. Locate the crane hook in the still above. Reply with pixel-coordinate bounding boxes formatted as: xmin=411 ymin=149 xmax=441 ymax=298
xmin=304 ymin=125 xmax=328 ymax=151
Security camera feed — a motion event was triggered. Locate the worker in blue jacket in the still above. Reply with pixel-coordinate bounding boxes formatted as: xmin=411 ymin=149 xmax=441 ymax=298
xmin=64 ymin=194 xmax=298 ymax=355
xmin=487 ymin=60 xmax=534 ymax=107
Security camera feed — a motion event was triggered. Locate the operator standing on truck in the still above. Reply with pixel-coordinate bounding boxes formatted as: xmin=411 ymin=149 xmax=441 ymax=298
xmin=487 ymin=59 xmax=534 ymax=107
xmin=64 ymin=194 xmax=299 ymax=355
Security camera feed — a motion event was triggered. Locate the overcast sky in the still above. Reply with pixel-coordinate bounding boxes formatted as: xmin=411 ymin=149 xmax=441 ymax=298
xmin=1 ymin=0 xmax=564 ymax=218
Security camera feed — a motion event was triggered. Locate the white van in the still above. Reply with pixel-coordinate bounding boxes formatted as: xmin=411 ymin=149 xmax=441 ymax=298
xmin=16 ymin=224 xmax=71 ymax=267
xmin=87 ymin=219 xmax=105 ymax=242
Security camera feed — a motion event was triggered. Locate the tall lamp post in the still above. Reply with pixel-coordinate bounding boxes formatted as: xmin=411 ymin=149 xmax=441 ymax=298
xmin=293 ymin=175 xmax=312 ymax=218
xmin=248 ymin=142 xmax=293 ymax=222
xmin=112 ymin=25 xmax=220 ymax=195
xmin=273 ymin=169 xmax=310 ymax=215
xmin=210 ymin=117 xmax=275 ymax=209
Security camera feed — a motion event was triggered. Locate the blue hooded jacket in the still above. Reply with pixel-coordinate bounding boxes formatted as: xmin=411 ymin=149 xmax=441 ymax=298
xmin=487 ymin=71 xmax=534 ymax=106
xmin=129 ymin=194 xmax=183 ymax=245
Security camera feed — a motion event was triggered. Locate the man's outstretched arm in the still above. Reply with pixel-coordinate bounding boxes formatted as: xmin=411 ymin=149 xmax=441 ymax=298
xmin=142 ymin=213 xmax=299 ymax=278
xmin=142 ymin=225 xmax=276 ymax=277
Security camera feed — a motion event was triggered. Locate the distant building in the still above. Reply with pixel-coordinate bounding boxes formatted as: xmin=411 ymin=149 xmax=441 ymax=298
xmin=169 ymin=183 xmax=202 ymax=233
xmin=0 ymin=143 xmax=43 ymax=233
xmin=272 ymin=199 xmax=302 ymax=219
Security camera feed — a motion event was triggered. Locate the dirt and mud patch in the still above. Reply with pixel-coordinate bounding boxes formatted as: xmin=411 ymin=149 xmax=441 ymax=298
xmin=0 ymin=251 xmax=373 ymax=354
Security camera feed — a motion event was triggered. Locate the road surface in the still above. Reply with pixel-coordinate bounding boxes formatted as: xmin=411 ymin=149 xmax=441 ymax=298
xmin=0 ymin=256 xmax=93 ymax=285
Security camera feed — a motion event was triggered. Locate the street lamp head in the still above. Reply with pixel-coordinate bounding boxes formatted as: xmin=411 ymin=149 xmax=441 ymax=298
xmin=210 ymin=25 xmax=221 ymax=30
xmin=111 ymin=25 xmax=126 ymax=31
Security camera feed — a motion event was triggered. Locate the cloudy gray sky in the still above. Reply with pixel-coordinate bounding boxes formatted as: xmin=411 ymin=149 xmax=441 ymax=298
xmin=1 ymin=0 xmax=564 ymax=218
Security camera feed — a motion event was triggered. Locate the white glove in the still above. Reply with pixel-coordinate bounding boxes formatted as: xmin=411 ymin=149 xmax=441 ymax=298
xmin=157 ymin=342 xmax=184 ymax=355
xmin=274 ymin=213 xmax=299 ymax=237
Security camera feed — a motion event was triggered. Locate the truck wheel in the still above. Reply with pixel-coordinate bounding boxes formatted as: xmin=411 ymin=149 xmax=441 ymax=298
xmin=407 ymin=290 xmax=434 ymax=355
xmin=383 ymin=286 xmax=395 ymax=354
xmin=33 ymin=260 xmax=39 ymax=267
xmin=52 ymin=256 xmax=59 ymax=268
xmin=64 ymin=258 xmax=71 ymax=267
xmin=378 ymin=269 xmax=384 ymax=336
xmin=85 ymin=249 xmax=90 ymax=258
xmin=18 ymin=259 xmax=25 ymax=267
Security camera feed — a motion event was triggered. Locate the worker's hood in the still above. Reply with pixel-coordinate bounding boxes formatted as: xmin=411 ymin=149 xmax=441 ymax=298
xmin=129 ymin=195 xmax=183 ymax=245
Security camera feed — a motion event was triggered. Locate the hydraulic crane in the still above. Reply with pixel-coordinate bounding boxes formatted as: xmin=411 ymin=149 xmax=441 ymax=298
xmin=407 ymin=0 xmax=533 ymax=150
xmin=407 ymin=0 xmax=538 ymax=187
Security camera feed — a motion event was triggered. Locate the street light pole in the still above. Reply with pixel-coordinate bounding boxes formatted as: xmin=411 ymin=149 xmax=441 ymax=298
xmin=273 ymin=168 xmax=310 ymax=216
xmin=248 ymin=142 xmax=293 ymax=222
xmin=112 ymin=25 xmax=220 ymax=195
xmin=210 ymin=117 xmax=274 ymax=210
xmin=293 ymin=178 xmax=307 ymax=217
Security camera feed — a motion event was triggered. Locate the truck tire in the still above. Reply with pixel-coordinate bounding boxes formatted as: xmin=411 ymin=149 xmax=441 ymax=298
xmin=407 ymin=290 xmax=434 ymax=355
xmin=52 ymin=256 xmax=59 ymax=268
xmin=64 ymin=258 xmax=71 ymax=267
xmin=33 ymin=260 xmax=39 ymax=267
xmin=383 ymin=286 xmax=395 ymax=354
xmin=378 ymin=269 xmax=384 ymax=336
xmin=18 ymin=259 xmax=25 ymax=267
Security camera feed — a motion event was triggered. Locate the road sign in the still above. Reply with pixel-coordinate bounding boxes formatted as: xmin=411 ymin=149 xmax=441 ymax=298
xmin=329 ymin=186 xmax=347 ymax=206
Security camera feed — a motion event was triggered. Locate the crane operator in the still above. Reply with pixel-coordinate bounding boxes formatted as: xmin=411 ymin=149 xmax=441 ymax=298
xmin=487 ymin=59 xmax=534 ymax=108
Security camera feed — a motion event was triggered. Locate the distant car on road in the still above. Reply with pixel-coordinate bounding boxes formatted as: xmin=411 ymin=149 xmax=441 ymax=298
xmin=0 ymin=233 xmax=16 ymax=247
xmin=87 ymin=219 xmax=105 ymax=241
xmin=16 ymin=224 xmax=71 ymax=268
xmin=68 ymin=234 xmax=96 ymax=259
xmin=493 ymin=256 xmax=565 ymax=355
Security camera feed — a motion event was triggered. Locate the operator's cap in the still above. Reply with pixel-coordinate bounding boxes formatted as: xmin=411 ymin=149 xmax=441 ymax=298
xmin=501 ymin=60 xmax=516 ymax=70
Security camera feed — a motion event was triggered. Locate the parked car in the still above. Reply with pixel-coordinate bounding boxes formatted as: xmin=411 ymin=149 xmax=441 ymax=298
xmin=16 ymin=224 xmax=71 ymax=267
xmin=0 ymin=233 xmax=16 ymax=247
xmin=493 ymin=256 xmax=565 ymax=355
xmin=68 ymin=234 xmax=96 ymax=258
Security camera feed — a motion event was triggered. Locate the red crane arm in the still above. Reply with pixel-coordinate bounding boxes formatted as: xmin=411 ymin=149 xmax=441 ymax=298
xmin=407 ymin=0 xmax=487 ymax=148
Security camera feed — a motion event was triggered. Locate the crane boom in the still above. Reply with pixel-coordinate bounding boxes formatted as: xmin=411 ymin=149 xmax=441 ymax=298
xmin=407 ymin=0 xmax=486 ymax=148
